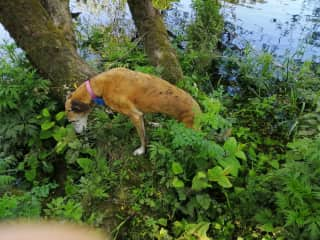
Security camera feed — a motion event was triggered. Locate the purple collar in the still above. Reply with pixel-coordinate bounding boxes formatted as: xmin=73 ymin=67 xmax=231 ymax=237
xmin=85 ymin=80 xmax=105 ymax=106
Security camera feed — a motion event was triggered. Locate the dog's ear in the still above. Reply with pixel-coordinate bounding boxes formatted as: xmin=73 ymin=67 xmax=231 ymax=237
xmin=66 ymin=91 xmax=72 ymax=100
xmin=71 ymin=100 xmax=90 ymax=113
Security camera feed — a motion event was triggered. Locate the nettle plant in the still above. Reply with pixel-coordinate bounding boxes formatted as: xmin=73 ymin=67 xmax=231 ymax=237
xmin=145 ymin=93 xmax=246 ymax=238
xmin=0 ymin=44 xmax=53 ymax=187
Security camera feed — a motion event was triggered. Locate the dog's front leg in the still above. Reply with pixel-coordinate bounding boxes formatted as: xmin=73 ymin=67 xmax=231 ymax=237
xmin=129 ymin=110 xmax=146 ymax=156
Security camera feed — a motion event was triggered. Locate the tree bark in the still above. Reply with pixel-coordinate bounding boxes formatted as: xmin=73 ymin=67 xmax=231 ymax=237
xmin=0 ymin=0 xmax=97 ymax=100
xmin=40 ymin=0 xmax=76 ymax=48
xmin=127 ymin=0 xmax=183 ymax=84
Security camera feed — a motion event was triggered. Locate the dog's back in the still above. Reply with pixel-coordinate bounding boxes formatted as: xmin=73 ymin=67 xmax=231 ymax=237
xmin=93 ymin=68 xmax=201 ymax=127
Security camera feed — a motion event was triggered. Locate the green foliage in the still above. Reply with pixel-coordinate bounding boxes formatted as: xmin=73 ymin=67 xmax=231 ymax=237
xmin=45 ymin=197 xmax=83 ymax=222
xmin=152 ymin=0 xmax=179 ymax=10
xmin=79 ymin=25 xmax=149 ymax=71
xmin=0 ymin=44 xmax=52 ymax=157
xmin=272 ymin=137 xmax=320 ymax=239
xmin=1 ymin=2 xmax=320 ymax=239
xmin=0 ymin=183 xmax=57 ymax=220
xmin=0 ymin=194 xmax=41 ymax=219
xmin=182 ymin=0 xmax=224 ymax=75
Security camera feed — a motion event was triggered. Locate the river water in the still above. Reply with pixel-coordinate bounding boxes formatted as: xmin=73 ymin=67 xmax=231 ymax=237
xmin=0 ymin=0 xmax=319 ymax=61
xmin=220 ymin=0 xmax=320 ymax=61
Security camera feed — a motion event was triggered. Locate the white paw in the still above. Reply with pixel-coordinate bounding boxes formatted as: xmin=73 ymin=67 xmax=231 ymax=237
xmin=133 ymin=146 xmax=145 ymax=156
xmin=148 ymin=121 xmax=161 ymax=128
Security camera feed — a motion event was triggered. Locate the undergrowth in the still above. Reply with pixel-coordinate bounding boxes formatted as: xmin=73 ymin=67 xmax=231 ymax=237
xmin=1 ymin=0 xmax=320 ymax=239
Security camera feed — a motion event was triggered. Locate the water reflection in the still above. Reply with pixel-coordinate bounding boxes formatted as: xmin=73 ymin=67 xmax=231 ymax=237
xmin=224 ymin=0 xmax=267 ymax=5
xmin=0 ymin=0 xmax=319 ymax=62
xmin=221 ymin=0 xmax=320 ymax=61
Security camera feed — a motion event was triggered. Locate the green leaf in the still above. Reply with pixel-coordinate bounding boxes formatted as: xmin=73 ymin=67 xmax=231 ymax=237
xmin=76 ymin=158 xmax=93 ymax=173
xmin=55 ymin=141 xmax=67 ymax=154
xmin=157 ymin=218 xmax=167 ymax=227
xmin=207 ymin=166 xmax=232 ymax=188
xmin=172 ymin=221 xmax=184 ymax=237
xmin=184 ymin=222 xmax=211 ymax=240
xmin=192 ymin=171 xmax=211 ymax=191
xmin=171 ymin=161 xmax=183 ymax=175
xmin=196 ymin=194 xmax=211 ymax=210
xmin=269 ymin=160 xmax=279 ymax=169
xmin=40 ymin=130 xmax=53 ymax=139
xmin=68 ymin=139 xmax=81 ymax=150
xmin=55 ymin=112 xmax=65 ymax=121
xmin=42 ymin=108 xmax=50 ymax=117
xmin=223 ymin=137 xmax=238 ymax=154
xmin=152 ymin=0 xmax=176 ymax=9
xmin=177 ymin=189 xmax=187 ymax=201
xmin=217 ymin=156 xmax=241 ymax=177
xmin=25 ymin=168 xmax=36 ymax=182
xmin=52 ymin=127 xmax=67 ymax=141
xmin=172 ymin=177 xmax=184 ymax=188
xmin=235 ymin=150 xmax=247 ymax=160
xmin=41 ymin=121 xmax=55 ymax=130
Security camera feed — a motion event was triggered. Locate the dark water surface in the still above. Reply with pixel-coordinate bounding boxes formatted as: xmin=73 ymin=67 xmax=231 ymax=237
xmin=0 ymin=0 xmax=319 ymax=61
xmin=220 ymin=0 xmax=320 ymax=61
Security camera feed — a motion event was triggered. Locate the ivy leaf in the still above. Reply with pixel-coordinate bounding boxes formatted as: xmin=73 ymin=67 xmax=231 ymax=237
xmin=55 ymin=141 xmax=67 ymax=154
xmin=217 ymin=156 xmax=241 ymax=177
xmin=196 ymin=194 xmax=211 ymax=210
xmin=41 ymin=121 xmax=55 ymax=131
xmin=171 ymin=162 xmax=183 ymax=175
xmin=41 ymin=108 xmax=50 ymax=117
xmin=55 ymin=112 xmax=65 ymax=121
xmin=207 ymin=166 xmax=232 ymax=188
xmin=52 ymin=127 xmax=67 ymax=141
xmin=76 ymin=158 xmax=93 ymax=173
xmin=192 ymin=171 xmax=211 ymax=191
xmin=172 ymin=177 xmax=184 ymax=188
xmin=40 ymin=130 xmax=52 ymax=139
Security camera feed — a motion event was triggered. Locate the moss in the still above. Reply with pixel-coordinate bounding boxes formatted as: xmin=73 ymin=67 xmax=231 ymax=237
xmin=128 ymin=0 xmax=183 ymax=83
xmin=0 ymin=0 xmax=97 ymax=101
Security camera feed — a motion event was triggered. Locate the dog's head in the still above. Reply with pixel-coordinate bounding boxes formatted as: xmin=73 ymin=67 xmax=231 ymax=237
xmin=65 ymin=95 xmax=91 ymax=133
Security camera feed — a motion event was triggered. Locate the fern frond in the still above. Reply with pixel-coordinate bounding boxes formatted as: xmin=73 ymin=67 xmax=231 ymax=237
xmin=0 ymin=175 xmax=15 ymax=188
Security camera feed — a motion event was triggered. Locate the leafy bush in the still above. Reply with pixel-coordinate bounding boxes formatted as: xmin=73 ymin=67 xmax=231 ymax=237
xmin=184 ymin=0 xmax=224 ymax=74
xmin=1 ymin=2 xmax=320 ymax=239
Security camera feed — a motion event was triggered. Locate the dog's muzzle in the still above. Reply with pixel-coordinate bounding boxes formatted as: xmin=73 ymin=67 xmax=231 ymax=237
xmin=72 ymin=121 xmax=86 ymax=133
xmin=70 ymin=115 xmax=88 ymax=133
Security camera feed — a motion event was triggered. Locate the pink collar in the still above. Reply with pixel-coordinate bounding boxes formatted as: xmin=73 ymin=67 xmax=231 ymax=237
xmin=85 ymin=80 xmax=97 ymax=99
xmin=85 ymin=80 xmax=105 ymax=106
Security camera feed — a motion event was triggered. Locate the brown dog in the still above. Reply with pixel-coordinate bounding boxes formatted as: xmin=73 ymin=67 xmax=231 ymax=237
xmin=65 ymin=68 xmax=201 ymax=155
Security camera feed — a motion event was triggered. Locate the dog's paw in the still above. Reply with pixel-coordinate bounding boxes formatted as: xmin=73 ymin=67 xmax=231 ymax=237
xmin=133 ymin=146 xmax=145 ymax=156
xmin=148 ymin=121 xmax=161 ymax=128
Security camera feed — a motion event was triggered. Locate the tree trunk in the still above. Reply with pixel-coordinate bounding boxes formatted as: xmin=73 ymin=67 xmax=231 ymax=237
xmin=40 ymin=0 xmax=76 ymax=48
xmin=0 ymin=0 xmax=97 ymax=100
xmin=127 ymin=0 xmax=183 ymax=84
